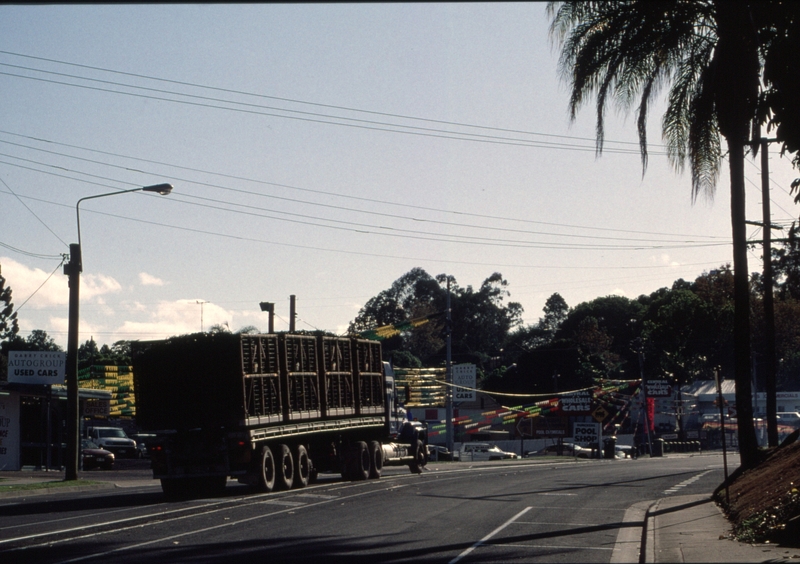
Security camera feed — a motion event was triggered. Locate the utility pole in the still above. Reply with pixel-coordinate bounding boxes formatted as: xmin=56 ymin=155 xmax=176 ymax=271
xmin=196 ymin=300 xmax=208 ymax=332
xmin=289 ymin=295 xmax=296 ymax=332
xmin=760 ymin=138 xmax=779 ymax=448
xmin=445 ymin=277 xmax=454 ymax=455
xmin=259 ymin=302 xmax=275 ymax=333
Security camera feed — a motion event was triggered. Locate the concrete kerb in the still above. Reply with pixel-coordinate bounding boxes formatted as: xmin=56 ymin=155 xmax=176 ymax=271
xmin=644 ymin=493 xmax=800 ymax=563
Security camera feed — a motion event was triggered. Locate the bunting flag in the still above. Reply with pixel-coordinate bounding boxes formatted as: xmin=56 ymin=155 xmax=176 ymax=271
xmin=425 ymin=380 xmax=642 ymax=439
xmin=359 ymin=311 xmax=444 ymax=341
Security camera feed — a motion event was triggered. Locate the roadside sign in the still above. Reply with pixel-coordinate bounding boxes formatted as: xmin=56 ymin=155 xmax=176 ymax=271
xmin=452 ymin=364 xmax=476 ymax=402
xmin=592 ymin=406 xmax=608 ymax=422
xmin=646 ymin=379 xmax=672 ymax=397
xmin=530 ymin=416 xmax=569 ymax=437
xmin=7 ymin=351 xmax=66 ymax=385
xmin=573 ymin=422 xmax=601 ymax=448
xmin=560 ymin=390 xmax=593 ymax=414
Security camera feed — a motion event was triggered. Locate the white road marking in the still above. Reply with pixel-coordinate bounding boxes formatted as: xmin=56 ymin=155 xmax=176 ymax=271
xmin=662 ymin=470 xmax=713 ymax=495
xmin=448 ymin=506 xmax=532 ymax=564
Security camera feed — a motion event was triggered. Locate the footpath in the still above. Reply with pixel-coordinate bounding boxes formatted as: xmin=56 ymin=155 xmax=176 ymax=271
xmin=4 ymin=461 xmax=800 ymax=562
xmin=642 ymin=493 xmax=800 ymax=563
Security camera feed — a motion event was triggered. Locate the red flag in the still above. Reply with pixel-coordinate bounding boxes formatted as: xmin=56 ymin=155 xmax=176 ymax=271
xmin=647 ymin=398 xmax=655 ymax=431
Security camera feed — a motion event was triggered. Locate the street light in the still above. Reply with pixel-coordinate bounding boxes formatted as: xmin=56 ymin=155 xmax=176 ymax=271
xmin=64 ymin=183 xmax=173 ymax=481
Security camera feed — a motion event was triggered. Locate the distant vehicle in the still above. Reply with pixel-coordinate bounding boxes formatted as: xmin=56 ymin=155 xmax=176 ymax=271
xmin=528 ymin=443 xmax=591 ymax=458
xmin=131 ymin=433 xmax=157 ymax=458
xmin=81 ymin=439 xmax=115 ymax=470
xmin=453 ymin=443 xmax=519 ymax=461
xmin=86 ymin=426 xmax=137 ymax=459
xmin=427 ymin=445 xmax=453 ymax=461
xmin=615 ymin=445 xmax=636 ymax=459
xmin=776 ymin=412 xmax=800 ymax=426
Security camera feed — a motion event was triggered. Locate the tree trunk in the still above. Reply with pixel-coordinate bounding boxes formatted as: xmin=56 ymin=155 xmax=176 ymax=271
xmin=728 ymin=137 xmax=759 ymax=468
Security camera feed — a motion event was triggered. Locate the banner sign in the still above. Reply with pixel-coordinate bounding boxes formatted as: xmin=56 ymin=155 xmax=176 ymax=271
xmin=560 ymin=390 xmax=593 ymax=413
xmin=452 ymin=364 xmax=476 ymax=402
xmin=7 ymin=351 xmax=66 ymax=385
xmin=646 ymin=379 xmax=672 ymax=397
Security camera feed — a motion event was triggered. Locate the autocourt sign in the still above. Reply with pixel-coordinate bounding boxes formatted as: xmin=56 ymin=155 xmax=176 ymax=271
xmin=7 ymin=351 xmax=66 ymax=385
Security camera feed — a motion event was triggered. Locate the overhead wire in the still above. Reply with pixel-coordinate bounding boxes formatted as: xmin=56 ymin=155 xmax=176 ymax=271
xmin=0 ymin=132 xmax=729 ymax=246
xmin=0 ymin=129 xmax=729 ymax=241
xmin=0 ymin=50 xmax=665 ymax=154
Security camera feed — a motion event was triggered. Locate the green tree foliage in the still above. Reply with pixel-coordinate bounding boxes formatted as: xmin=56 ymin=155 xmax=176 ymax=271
xmin=0 ymin=268 xmax=19 ymax=343
xmin=0 ymin=269 xmax=20 ymax=380
xmin=547 ymin=0 xmax=777 ymax=466
xmin=76 ymin=338 xmax=133 ymax=368
xmin=349 ymin=268 xmax=522 ymax=368
xmin=759 ymin=2 xmax=800 ymax=181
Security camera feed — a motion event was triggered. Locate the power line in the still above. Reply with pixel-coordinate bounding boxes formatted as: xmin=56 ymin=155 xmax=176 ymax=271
xmin=0 ymin=50 xmax=663 ymax=152
xmin=0 ymin=188 xmax=730 ymax=271
xmin=0 ymin=130 xmax=728 ymax=242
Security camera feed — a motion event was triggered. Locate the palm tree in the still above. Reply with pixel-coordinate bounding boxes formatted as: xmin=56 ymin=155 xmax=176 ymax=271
xmin=547 ymin=0 xmax=763 ymax=467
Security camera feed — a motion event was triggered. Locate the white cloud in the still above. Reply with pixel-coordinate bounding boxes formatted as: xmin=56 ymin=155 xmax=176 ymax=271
xmin=651 ymin=254 xmax=681 ymax=267
xmin=139 ymin=272 xmax=165 ymax=286
xmin=1 ymin=256 xmax=68 ymax=307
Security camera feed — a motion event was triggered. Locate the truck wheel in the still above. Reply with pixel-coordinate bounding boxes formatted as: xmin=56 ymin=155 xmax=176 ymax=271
xmin=256 ymin=445 xmax=276 ymax=493
xmin=349 ymin=441 xmax=370 ymax=481
xmin=276 ymin=444 xmax=294 ymax=490
xmin=409 ymin=440 xmax=426 ymax=474
xmin=294 ymin=445 xmax=311 ymax=488
xmin=368 ymin=440 xmax=383 ymax=479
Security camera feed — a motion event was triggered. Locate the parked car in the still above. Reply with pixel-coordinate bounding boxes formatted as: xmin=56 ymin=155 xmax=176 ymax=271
xmin=528 ymin=443 xmax=592 ymax=458
xmin=86 ymin=426 xmax=137 ymax=459
xmin=131 ymin=433 xmax=156 ymax=458
xmin=81 ymin=439 xmax=115 ymax=470
xmin=777 ymin=412 xmax=800 ymax=426
xmin=615 ymin=444 xmax=636 ymax=459
xmin=453 ymin=443 xmax=519 ymax=461
xmin=427 ymin=445 xmax=454 ymax=461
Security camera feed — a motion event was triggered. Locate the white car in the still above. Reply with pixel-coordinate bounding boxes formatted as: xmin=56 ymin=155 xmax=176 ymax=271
xmin=453 ymin=443 xmax=519 ymax=461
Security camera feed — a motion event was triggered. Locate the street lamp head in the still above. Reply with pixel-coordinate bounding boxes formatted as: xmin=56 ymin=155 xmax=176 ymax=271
xmin=142 ymin=183 xmax=173 ymax=196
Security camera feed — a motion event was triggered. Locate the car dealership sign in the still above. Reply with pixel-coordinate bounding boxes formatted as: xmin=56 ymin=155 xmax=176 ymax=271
xmin=7 ymin=351 xmax=66 ymax=385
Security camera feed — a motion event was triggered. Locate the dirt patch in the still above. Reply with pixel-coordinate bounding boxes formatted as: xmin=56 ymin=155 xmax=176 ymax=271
xmin=715 ymin=434 xmax=800 ymax=545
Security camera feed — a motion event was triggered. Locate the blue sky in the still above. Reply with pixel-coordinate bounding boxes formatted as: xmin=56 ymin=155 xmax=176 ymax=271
xmin=1 ymin=3 xmax=798 ymax=347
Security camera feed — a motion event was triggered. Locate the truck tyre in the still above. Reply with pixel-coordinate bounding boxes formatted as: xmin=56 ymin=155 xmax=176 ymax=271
xmin=256 ymin=445 xmax=276 ymax=493
xmin=276 ymin=444 xmax=295 ymax=490
xmin=350 ymin=441 xmax=370 ymax=481
xmin=368 ymin=440 xmax=383 ymax=479
xmin=294 ymin=445 xmax=311 ymax=488
xmin=409 ymin=439 xmax=426 ymax=474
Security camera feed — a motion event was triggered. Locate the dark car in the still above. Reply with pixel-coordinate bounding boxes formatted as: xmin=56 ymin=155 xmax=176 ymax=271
xmin=81 ymin=439 xmax=115 ymax=470
xmin=131 ymin=433 xmax=156 ymax=459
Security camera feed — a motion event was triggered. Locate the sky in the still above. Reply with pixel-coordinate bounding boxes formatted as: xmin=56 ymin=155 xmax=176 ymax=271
xmin=1 ymin=3 xmax=799 ymax=349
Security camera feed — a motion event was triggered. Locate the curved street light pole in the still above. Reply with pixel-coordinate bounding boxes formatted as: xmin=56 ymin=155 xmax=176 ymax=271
xmin=64 ymin=183 xmax=173 ymax=481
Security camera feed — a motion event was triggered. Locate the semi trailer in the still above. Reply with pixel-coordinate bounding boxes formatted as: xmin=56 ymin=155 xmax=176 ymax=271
xmin=132 ymin=332 xmax=426 ymax=498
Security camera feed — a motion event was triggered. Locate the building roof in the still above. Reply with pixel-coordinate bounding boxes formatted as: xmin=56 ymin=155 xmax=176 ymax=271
xmin=681 ymin=379 xmax=738 ymax=402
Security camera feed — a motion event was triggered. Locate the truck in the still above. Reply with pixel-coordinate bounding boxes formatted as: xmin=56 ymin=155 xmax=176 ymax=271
xmin=132 ymin=332 xmax=427 ymax=499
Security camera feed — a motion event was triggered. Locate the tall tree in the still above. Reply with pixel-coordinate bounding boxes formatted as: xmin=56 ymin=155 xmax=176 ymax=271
xmin=548 ymin=0 xmax=764 ymax=467
xmin=0 ymin=267 xmax=19 ymax=344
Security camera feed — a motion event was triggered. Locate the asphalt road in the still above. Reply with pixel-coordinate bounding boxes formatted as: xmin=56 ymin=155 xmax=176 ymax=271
xmin=0 ymin=454 xmax=725 ymax=564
